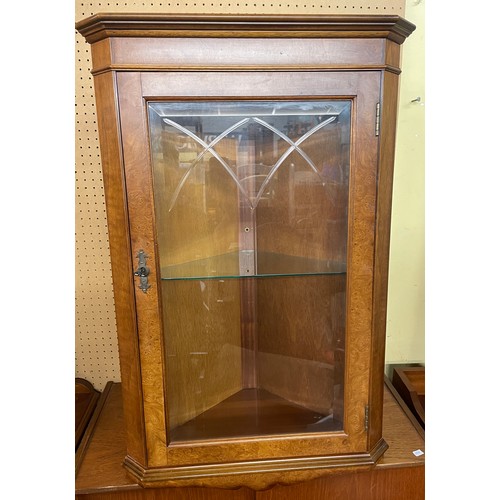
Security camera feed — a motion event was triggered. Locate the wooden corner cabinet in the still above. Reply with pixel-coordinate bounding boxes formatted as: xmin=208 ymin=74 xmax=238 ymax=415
xmin=76 ymin=14 xmax=415 ymax=490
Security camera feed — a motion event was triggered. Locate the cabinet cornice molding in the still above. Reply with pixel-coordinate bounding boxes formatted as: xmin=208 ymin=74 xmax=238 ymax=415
xmin=76 ymin=14 xmax=416 ymax=45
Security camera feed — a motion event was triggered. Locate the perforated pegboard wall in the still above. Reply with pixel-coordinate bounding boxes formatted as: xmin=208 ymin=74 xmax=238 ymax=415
xmin=76 ymin=1 xmax=404 ymax=21
xmin=75 ymin=0 xmax=406 ymax=390
xmin=75 ymin=46 xmax=121 ymax=388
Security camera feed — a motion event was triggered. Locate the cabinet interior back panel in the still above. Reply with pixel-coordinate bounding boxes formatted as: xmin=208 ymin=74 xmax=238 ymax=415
xmin=75 ymin=0 xmax=406 ymax=390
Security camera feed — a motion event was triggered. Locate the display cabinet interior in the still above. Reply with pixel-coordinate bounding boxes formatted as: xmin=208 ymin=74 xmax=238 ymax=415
xmin=149 ymin=100 xmax=350 ymax=442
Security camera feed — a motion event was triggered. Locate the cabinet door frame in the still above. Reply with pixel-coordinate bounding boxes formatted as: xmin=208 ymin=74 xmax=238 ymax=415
xmin=116 ymin=69 xmax=381 ymax=468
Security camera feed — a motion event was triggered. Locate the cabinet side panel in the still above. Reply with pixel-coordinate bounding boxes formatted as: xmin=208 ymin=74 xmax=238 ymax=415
xmin=340 ymin=73 xmax=380 ymax=449
xmin=93 ymin=71 xmax=147 ymax=464
xmin=116 ymin=72 xmax=169 ymax=466
xmin=369 ymin=67 xmax=400 ymax=448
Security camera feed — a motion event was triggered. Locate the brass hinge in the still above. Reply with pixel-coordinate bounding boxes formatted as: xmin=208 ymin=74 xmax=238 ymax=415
xmin=365 ymin=405 xmax=370 ymax=432
xmin=375 ymin=103 xmax=381 ymax=136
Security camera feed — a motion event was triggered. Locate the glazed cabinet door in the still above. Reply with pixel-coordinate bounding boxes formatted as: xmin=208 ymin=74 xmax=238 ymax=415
xmin=116 ymin=69 xmax=381 ymax=469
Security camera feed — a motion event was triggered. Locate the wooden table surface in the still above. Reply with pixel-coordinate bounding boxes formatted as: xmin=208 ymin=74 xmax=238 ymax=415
xmin=76 ymin=382 xmax=424 ymax=499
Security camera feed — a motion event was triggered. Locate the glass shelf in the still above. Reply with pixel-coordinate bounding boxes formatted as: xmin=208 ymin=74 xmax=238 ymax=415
xmin=161 ymin=251 xmax=346 ymax=281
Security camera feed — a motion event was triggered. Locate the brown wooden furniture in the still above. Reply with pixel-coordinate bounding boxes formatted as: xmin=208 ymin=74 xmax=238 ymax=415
xmin=392 ymin=367 xmax=425 ymax=429
xmin=76 ymin=380 xmax=114 ymax=475
xmin=76 ymin=378 xmax=101 ymax=451
xmin=76 ymin=14 xmax=415 ymax=490
xmin=76 ymin=382 xmax=425 ymax=499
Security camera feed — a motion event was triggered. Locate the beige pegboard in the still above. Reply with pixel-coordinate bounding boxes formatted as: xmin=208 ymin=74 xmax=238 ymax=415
xmin=76 ymin=1 xmax=404 ymax=21
xmin=75 ymin=31 xmax=121 ymax=390
xmin=75 ymin=0 xmax=406 ymax=390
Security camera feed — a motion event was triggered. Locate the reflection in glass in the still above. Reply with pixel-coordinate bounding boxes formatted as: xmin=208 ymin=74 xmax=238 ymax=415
xmin=148 ymin=101 xmax=350 ymax=442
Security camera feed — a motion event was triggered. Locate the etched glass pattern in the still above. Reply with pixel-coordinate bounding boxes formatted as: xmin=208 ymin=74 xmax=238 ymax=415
xmin=148 ymin=100 xmax=350 ymax=442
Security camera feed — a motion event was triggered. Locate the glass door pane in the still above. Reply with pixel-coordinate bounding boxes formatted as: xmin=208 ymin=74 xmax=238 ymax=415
xmin=148 ymin=100 xmax=351 ymax=442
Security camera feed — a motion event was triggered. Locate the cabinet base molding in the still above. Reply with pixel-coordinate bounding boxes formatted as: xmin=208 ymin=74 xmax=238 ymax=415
xmin=123 ymin=438 xmax=388 ymax=490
